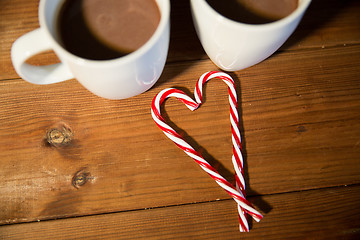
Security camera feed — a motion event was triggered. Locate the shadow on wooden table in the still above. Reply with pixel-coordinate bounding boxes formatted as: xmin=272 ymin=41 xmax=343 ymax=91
xmin=166 ymin=0 xmax=205 ymax=63
xmin=282 ymin=0 xmax=354 ymax=50
xmin=153 ymin=0 xmax=207 ymax=89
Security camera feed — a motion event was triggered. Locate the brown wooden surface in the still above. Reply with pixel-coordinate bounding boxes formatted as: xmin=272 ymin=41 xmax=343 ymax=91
xmin=1 ymin=0 xmax=360 ymax=239
xmin=1 ymin=185 xmax=360 ymax=240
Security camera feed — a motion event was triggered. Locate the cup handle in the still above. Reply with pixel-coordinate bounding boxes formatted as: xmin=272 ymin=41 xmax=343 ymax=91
xmin=11 ymin=28 xmax=73 ymax=85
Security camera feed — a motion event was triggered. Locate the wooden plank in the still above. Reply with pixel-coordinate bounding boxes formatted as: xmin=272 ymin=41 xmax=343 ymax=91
xmin=1 ymin=0 xmax=360 ymax=80
xmin=0 ymin=0 xmax=40 ymax=80
xmin=0 ymin=45 xmax=359 ymax=224
xmin=1 ymin=185 xmax=359 ymax=239
xmin=281 ymin=0 xmax=360 ymax=50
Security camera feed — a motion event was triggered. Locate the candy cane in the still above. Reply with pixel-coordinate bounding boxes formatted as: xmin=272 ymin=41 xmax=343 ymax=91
xmin=151 ymin=71 xmax=263 ymax=232
xmin=196 ymin=71 xmax=248 ymax=231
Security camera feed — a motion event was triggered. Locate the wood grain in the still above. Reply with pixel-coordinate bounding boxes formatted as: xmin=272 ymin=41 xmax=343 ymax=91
xmin=1 ymin=185 xmax=359 ymax=239
xmin=1 ymin=0 xmax=360 ymax=238
xmin=0 ymin=45 xmax=359 ymax=224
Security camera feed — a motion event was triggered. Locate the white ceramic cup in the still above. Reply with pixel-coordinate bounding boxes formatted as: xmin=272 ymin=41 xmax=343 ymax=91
xmin=190 ymin=0 xmax=311 ymax=71
xmin=11 ymin=0 xmax=170 ymax=99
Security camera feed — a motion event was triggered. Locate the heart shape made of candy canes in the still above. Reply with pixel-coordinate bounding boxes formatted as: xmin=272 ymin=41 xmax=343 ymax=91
xmin=151 ymin=71 xmax=263 ymax=232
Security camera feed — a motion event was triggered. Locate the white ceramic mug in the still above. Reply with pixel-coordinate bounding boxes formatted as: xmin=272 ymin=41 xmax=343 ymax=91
xmin=11 ymin=0 xmax=170 ymax=99
xmin=190 ymin=0 xmax=311 ymax=71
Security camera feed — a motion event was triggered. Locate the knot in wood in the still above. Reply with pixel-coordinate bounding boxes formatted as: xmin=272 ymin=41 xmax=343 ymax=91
xmin=72 ymin=168 xmax=91 ymax=189
xmin=46 ymin=125 xmax=73 ymax=147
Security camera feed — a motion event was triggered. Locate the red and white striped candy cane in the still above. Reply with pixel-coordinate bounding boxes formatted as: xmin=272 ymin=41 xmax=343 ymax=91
xmin=151 ymin=71 xmax=263 ymax=232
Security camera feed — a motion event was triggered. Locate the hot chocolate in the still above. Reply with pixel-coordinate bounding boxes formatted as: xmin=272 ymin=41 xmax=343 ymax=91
xmin=206 ymin=0 xmax=298 ymax=24
xmin=58 ymin=0 xmax=161 ymax=60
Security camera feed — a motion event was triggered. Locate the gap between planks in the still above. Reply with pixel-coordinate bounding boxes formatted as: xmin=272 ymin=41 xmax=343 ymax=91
xmin=2 ymin=183 xmax=358 ymax=227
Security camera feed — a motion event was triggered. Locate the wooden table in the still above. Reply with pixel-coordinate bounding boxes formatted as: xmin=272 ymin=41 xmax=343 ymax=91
xmin=1 ymin=0 xmax=360 ymax=239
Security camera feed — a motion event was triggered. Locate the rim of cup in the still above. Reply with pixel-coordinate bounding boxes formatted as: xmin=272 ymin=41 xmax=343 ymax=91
xmin=196 ymin=0 xmax=312 ymax=30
